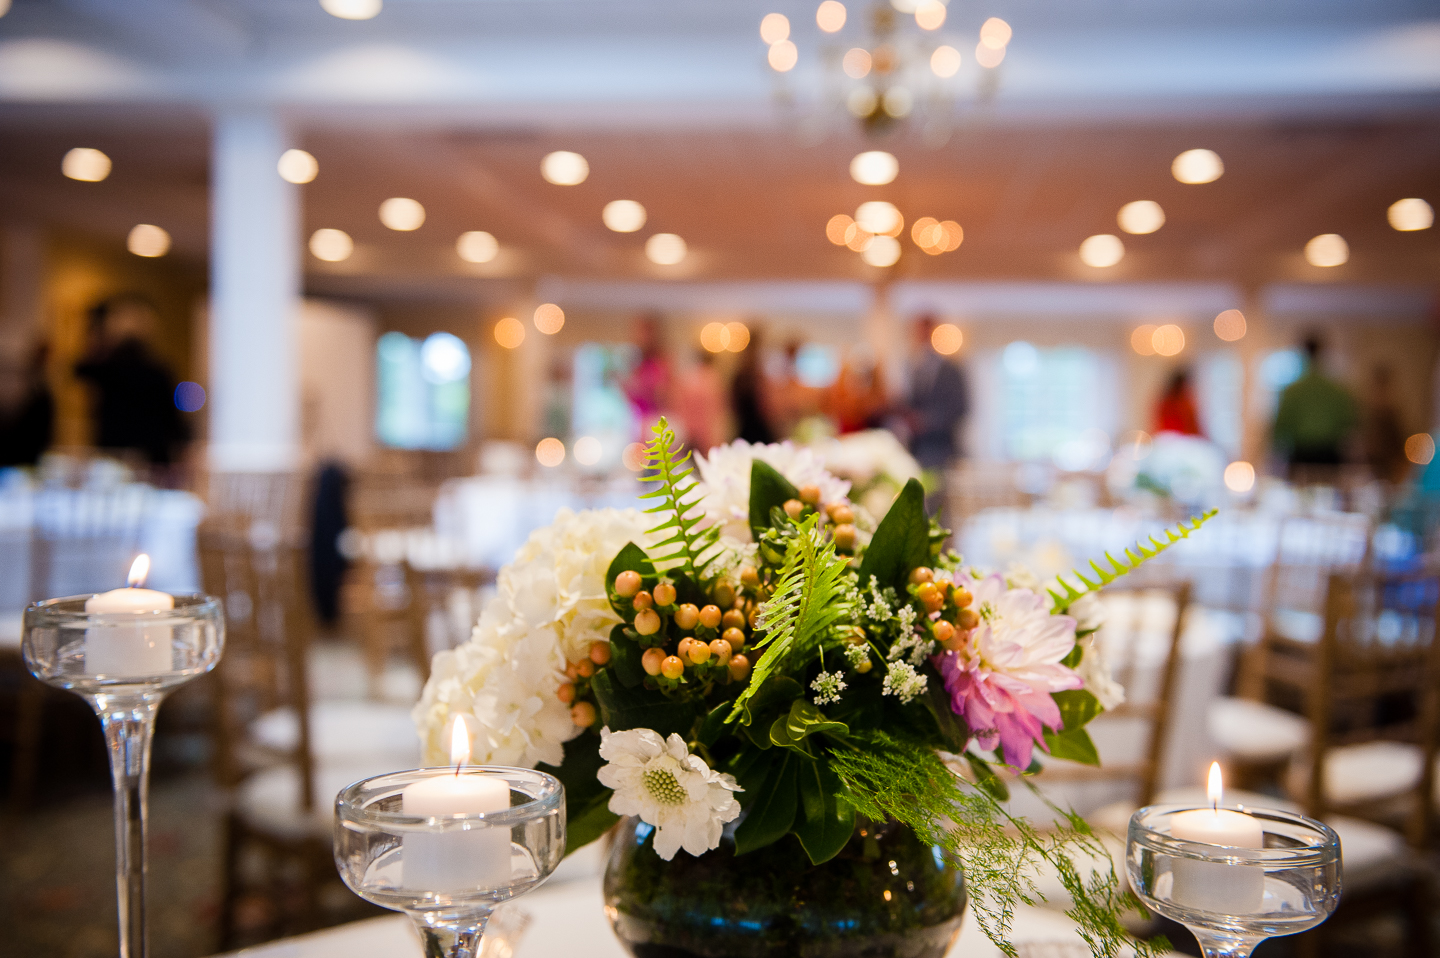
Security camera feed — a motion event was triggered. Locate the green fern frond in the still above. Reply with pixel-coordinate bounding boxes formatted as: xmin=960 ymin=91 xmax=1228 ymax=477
xmin=1048 ymin=508 xmax=1216 ymax=612
xmin=638 ymin=417 xmax=724 ymax=581
xmin=729 ymin=515 xmax=850 ymax=721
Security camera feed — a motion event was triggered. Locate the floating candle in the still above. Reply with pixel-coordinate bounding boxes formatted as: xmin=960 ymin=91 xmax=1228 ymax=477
xmin=401 ymin=719 xmax=511 ymax=891
xmin=1168 ymin=763 xmax=1265 ymax=915
xmin=83 ymin=555 xmax=176 ymax=677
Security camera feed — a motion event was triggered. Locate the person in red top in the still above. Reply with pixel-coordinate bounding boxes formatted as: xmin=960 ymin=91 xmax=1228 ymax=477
xmin=1154 ymin=368 xmax=1203 ymax=436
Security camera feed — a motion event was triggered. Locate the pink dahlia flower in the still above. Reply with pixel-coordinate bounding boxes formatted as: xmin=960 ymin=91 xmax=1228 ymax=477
xmin=933 ymin=573 xmax=1082 ymax=769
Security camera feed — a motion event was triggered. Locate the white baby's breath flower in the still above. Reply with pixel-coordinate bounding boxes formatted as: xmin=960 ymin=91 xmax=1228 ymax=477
xmin=693 ymin=440 xmax=851 ymax=541
xmin=881 ymin=660 xmax=928 ymax=703
xmin=843 ymin=643 xmax=870 ymax=670
xmin=811 ymin=671 xmax=847 ymax=705
xmin=597 ymin=727 xmax=742 ymax=860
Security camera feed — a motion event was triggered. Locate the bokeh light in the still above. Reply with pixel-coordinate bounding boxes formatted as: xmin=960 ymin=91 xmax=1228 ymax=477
xmin=826 ymin=214 xmax=855 ymax=245
xmin=700 ymin=322 xmax=730 ymax=353
xmin=573 ymin=436 xmax=603 ymax=466
xmin=850 ymin=151 xmax=898 ymax=185
xmin=768 ymin=40 xmax=798 ymax=72
xmin=310 ymin=228 xmax=354 ymax=262
xmin=457 ymin=230 xmax=498 ymax=263
xmin=843 ymin=48 xmax=872 ymax=78
xmin=847 ymin=88 xmax=878 ymax=117
xmin=534 ymin=303 xmax=565 ymax=335
xmin=379 ymin=197 xmax=425 ymax=230
xmin=493 ymin=317 xmax=525 ymax=349
xmin=1304 ymin=233 xmax=1348 ymax=267
xmin=912 ymin=218 xmax=962 ymax=253
xmin=1131 ymin=324 xmax=1158 ymax=356
xmin=541 ymin=151 xmax=589 ymax=185
xmin=816 ymin=1 xmax=846 ymax=32
xmin=856 ymin=200 xmax=902 ymax=236
xmin=62 ymin=147 xmax=110 ymax=182
xmin=277 ymin=149 xmax=318 ymax=184
xmin=915 ymin=0 xmax=945 ymax=30
xmin=1079 ymin=234 xmax=1124 ymax=267
xmin=975 ymin=43 xmax=1005 ymax=68
xmin=1406 ymin=433 xmax=1435 ymax=465
xmin=603 ymin=200 xmax=647 ymax=232
xmin=931 ymin=323 xmax=963 ymax=354
xmin=173 ymin=382 xmax=206 ymax=412
xmin=1117 ymin=200 xmax=1165 ymax=234
xmin=760 ymin=13 xmax=790 ymax=44
xmin=883 ymin=87 xmax=913 ymax=117
xmin=420 ymin=333 xmax=470 ymax=384
xmin=862 ymin=234 xmax=901 ymax=267
xmin=1223 ymin=461 xmax=1256 ymax=493
xmin=725 ymin=322 xmax=751 ymax=351
xmin=646 ymin=233 xmax=687 ymax=265
xmin=1152 ymin=324 xmax=1185 ymax=357
xmin=320 ymin=0 xmax=381 ymax=19
xmin=931 ymin=45 xmax=961 ymax=77
xmin=535 ymin=438 xmax=565 ymax=467
xmin=979 ymin=17 xmax=1012 ymax=48
xmin=622 ymin=442 xmax=646 ymax=471
xmin=1214 ymin=309 xmax=1246 ymax=342
xmin=845 ymin=224 xmax=873 ymax=252
xmin=1388 ymin=198 xmax=1433 ymax=232
xmin=1172 ymin=149 xmax=1223 ymax=184
xmin=127 ymin=224 xmax=170 ymax=258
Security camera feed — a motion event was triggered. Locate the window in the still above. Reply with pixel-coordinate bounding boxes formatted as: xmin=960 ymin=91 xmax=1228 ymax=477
xmin=570 ymin=342 xmax=638 ymax=468
xmin=999 ymin=343 xmax=1115 ymax=467
xmin=376 ymin=331 xmax=470 ymax=450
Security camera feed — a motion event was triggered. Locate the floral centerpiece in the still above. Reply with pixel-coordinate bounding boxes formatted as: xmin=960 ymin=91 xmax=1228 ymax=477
xmin=415 ymin=419 xmax=1212 ymax=956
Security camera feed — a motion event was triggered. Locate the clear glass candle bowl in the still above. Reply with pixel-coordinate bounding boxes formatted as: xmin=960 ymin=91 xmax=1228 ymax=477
xmin=1127 ymin=805 xmax=1342 ymax=948
xmin=335 ymin=767 xmax=564 ymax=936
xmin=23 ymin=594 xmax=225 ymax=692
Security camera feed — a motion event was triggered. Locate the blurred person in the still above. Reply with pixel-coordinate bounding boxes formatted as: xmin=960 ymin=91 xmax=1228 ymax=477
xmin=827 ymin=354 xmax=887 ymax=434
xmin=904 ymin=315 xmax=970 ymax=470
xmin=1154 ymin=368 xmax=1203 ymax=436
xmin=771 ymin=337 xmax=823 ymax=438
xmin=730 ymin=326 xmax=775 ymax=444
xmin=542 ymin=355 xmax=572 ymax=441
xmin=622 ymin=312 xmax=671 ymax=437
xmin=1272 ymin=334 xmax=1357 ymax=473
xmin=1363 ymin=363 xmax=1408 ymax=483
xmin=74 ymin=295 xmax=191 ymax=466
xmin=0 ymin=341 xmax=54 ymax=467
xmin=675 ymin=351 xmax=726 ymax=454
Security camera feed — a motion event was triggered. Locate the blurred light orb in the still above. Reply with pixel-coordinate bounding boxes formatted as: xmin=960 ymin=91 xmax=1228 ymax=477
xmin=277 ymin=149 xmax=318 ymax=184
xmin=1223 ymin=461 xmax=1256 ymax=493
xmin=493 ymin=317 xmax=525 ymax=349
xmin=930 ymin=45 xmax=962 ymax=77
xmin=1079 ymin=233 xmax=1124 ymax=267
xmin=541 ymin=151 xmax=589 ymax=186
xmin=915 ymin=0 xmax=945 ymax=30
xmin=0 ymin=0 xmax=11 ymax=16
xmin=173 ymin=382 xmax=206 ymax=412
xmin=1304 ymin=233 xmax=1348 ymax=268
xmin=421 ymin=332 xmax=471 ymax=384
xmin=845 ymin=226 xmax=874 ymax=252
xmin=760 ymin=13 xmax=790 ymax=44
xmin=1131 ymin=324 xmax=1158 ymax=356
xmin=622 ymin=442 xmax=646 ymax=471
xmin=817 ymin=1 xmax=847 ymax=32
xmin=826 ymin=214 xmax=856 ymax=245
xmin=646 ymin=233 xmax=687 ymax=265
xmin=309 ymin=228 xmax=354 ymax=262
xmin=1406 ymin=433 xmax=1436 ymax=465
xmin=603 ymin=200 xmax=647 ymax=232
xmin=533 ymin=303 xmax=565 ymax=335
xmin=931 ymin=323 xmax=963 ymax=355
xmin=979 ymin=17 xmax=1012 ymax=48
xmin=1152 ymin=324 xmax=1185 ymax=357
xmin=457 ymin=230 xmax=498 ymax=263
xmin=1003 ymin=341 xmax=1039 ymax=377
xmin=320 ymin=0 xmax=381 ymax=19
xmin=1118 ymin=200 xmax=1165 ymax=235
xmin=1214 ymin=308 xmax=1247 ymax=342
xmin=725 ymin=322 xmax=751 ymax=351
xmin=379 ymin=197 xmax=425 ymax=231
xmin=883 ymin=87 xmax=914 ymax=118
xmin=535 ymin=438 xmax=566 ymax=468
xmin=850 ymin=151 xmax=898 ymax=186
xmin=855 ymin=200 xmax=902 ymax=236
xmin=573 ymin=436 xmax=603 ymax=466
xmin=127 ymin=224 xmax=171 ymax=258
xmin=62 ymin=147 xmax=111 ymax=182
xmin=1388 ymin=198 xmax=1433 ymax=232
xmin=842 ymin=48 xmax=872 ymax=78
xmin=862 ymin=234 xmax=901 ymax=267
xmin=768 ymin=39 xmax=799 ymax=72
xmin=846 ymin=87 xmax=878 ymax=117
xmin=975 ymin=42 xmax=1005 ymax=68
xmin=889 ymin=0 xmax=919 ymax=11
xmin=1172 ymin=149 xmax=1223 ymax=184
xmin=700 ymin=322 xmax=730 ymax=353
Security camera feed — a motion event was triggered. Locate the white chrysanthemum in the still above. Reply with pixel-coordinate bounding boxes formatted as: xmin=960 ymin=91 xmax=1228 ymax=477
xmin=413 ymin=507 xmax=653 ymax=767
xmin=1074 ymin=634 xmax=1126 ymax=710
xmin=597 ymin=727 xmax=742 ymax=860
xmin=1067 ymin=593 xmax=1107 ymax=634
xmin=694 ymin=440 xmax=851 ymax=541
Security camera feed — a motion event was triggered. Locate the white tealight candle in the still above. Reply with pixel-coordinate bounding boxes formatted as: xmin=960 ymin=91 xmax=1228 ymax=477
xmin=401 ymin=721 xmax=511 ymax=892
xmin=83 ymin=555 xmax=176 ymax=678
xmin=1167 ymin=764 xmax=1265 ymax=915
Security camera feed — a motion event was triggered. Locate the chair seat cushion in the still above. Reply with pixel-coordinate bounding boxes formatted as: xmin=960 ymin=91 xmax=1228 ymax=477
xmin=1207 ymin=697 xmax=1311 ymax=763
xmin=251 ymin=701 xmax=420 ymax=768
xmin=1326 ymin=815 xmax=1415 ymax=893
xmin=236 ymin=761 xmax=394 ymax=841
xmin=1287 ymin=741 xmax=1425 ymax=808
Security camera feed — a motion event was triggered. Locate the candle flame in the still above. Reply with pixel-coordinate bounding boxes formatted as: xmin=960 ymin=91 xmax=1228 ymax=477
xmin=449 ymin=717 xmax=472 ymax=771
xmin=127 ymin=554 xmax=151 ymax=588
xmin=1208 ymin=761 xmax=1223 ymax=810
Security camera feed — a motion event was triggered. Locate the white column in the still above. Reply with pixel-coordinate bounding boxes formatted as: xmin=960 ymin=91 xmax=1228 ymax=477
xmin=208 ymin=111 xmax=300 ymax=472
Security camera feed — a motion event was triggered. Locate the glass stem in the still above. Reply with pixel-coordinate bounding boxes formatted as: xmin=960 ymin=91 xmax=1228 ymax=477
xmin=412 ymin=911 xmax=492 ymax=958
xmin=1191 ymin=929 xmax=1263 ymax=958
xmin=91 ymin=691 xmax=164 ymax=958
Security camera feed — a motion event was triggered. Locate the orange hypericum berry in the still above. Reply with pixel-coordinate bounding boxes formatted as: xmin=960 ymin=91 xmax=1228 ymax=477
xmin=799 ymin=484 xmax=821 ymax=505
xmin=641 ymin=647 xmax=667 ymax=675
xmin=589 ymin=642 xmax=612 ymax=665
xmin=783 ymin=499 xmax=804 ymax=519
xmin=722 ymin=609 xmax=746 ymax=631
xmin=910 ymin=567 xmax=934 ymax=585
xmin=832 ymin=524 xmax=856 ymax=551
xmin=556 ymin=683 xmax=576 ymax=704
xmin=740 ymin=565 xmax=760 ymax=588
xmin=698 ymin=604 xmax=723 ymax=629
xmin=653 ymin=582 xmax=677 ymax=606
xmin=634 ymin=609 xmax=661 ymax=636
xmin=713 ymin=582 xmax=736 ymax=608
xmin=633 ymin=590 xmax=654 ymax=610
xmin=957 ymin=607 xmax=980 ymax=630
xmin=661 ymin=655 xmax=685 ymax=679
xmin=570 ymin=702 xmax=597 ymax=727
xmin=709 ymin=638 xmax=733 ymax=664
xmin=951 ymin=587 xmax=973 ymax=608
xmin=615 ymin=570 xmax=642 ymax=598
xmin=674 ymin=603 xmax=700 ymax=629
xmin=932 ymin=619 xmax=955 ymax=643
xmin=575 ymin=659 xmax=596 ymax=678
xmin=828 ymin=504 xmax=854 ymax=526
xmin=722 ymin=626 xmax=746 ymax=650
xmin=728 ymin=654 xmax=751 ymax=681
xmin=686 ymin=641 xmax=711 ymax=664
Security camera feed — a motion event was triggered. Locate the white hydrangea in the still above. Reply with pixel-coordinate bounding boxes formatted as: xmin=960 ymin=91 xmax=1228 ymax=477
xmin=412 ymin=507 xmax=654 ymax=767
xmin=693 ymin=440 xmax=851 ymax=541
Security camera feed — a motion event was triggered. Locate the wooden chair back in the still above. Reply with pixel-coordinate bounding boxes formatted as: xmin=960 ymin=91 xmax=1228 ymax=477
xmin=403 ymin=563 xmax=491 ymax=681
xmin=202 ymin=471 xmax=304 ymax=542
xmin=29 ymin=486 xmax=148 ymax=600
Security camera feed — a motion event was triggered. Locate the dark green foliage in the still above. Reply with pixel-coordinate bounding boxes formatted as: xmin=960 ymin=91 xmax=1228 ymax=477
xmin=591 ymin=669 xmax=697 ymax=739
xmin=856 ymin=478 xmax=930 ymax=590
xmin=1042 ymin=726 xmax=1101 ymax=766
xmin=734 ymin=751 xmax=798 ymax=854
xmin=1052 ymin=689 xmax=1103 ymax=731
xmin=749 ymin=459 xmax=800 ymax=538
xmin=794 ymin=758 xmax=856 ymax=865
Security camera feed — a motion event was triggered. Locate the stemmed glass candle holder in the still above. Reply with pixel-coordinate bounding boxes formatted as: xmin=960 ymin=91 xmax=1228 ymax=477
xmin=334 ymin=766 xmax=565 ymax=958
xmin=1127 ymin=803 xmax=1342 ymax=957
xmin=22 ymin=573 xmax=224 ymax=958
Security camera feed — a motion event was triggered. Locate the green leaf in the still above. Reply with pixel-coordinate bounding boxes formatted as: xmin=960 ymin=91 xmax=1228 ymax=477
xmin=734 ymin=751 xmax=799 ymax=855
xmin=729 ymin=743 xmax=774 ymax=801
xmin=564 ymin=792 xmax=619 ymax=855
xmin=1052 ymin=689 xmax=1104 ymax=731
xmin=637 ymin=418 xmax=724 ymax=581
xmin=698 ymin=700 xmax=735 ymax=747
xmin=1059 ymin=644 xmax=1083 ymax=669
xmin=606 ymin=541 xmax=656 ymax=596
xmin=748 ymin=459 xmax=800 ymax=538
xmin=1048 ymin=509 xmax=1218 ymax=613
xmin=794 ymin=758 xmax=856 ymax=865
xmin=964 ymin=753 xmax=1010 ymax=802
xmin=784 ymin=699 xmax=847 ymax=740
xmin=769 ymin=713 xmax=817 ymax=757
xmin=856 ymin=478 xmax=929 ymax=591
xmin=591 ymin=669 xmax=696 ymax=739
xmin=1043 ymin=726 xmax=1101 ymax=766
xmin=607 ymin=624 xmax=645 ymax=689
xmin=733 ymin=674 xmax=803 ymax=727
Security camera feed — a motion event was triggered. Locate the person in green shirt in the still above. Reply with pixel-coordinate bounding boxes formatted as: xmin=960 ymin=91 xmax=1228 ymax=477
xmin=1271 ymin=335 xmax=1358 ymax=472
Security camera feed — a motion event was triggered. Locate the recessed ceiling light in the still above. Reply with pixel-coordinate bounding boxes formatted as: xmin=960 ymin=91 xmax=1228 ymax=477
xmin=646 ymin=233 xmax=687 ymax=265
xmin=862 ymin=234 xmax=901 ymax=267
xmin=930 ymin=46 xmax=961 ymax=77
xmin=760 ymin=13 xmax=790 ymax=44
xmin=277 ymin=149 xmax=318 ymax=184
xmin=310 ymin=229 xmax=354 ymax=262
xmin=1388 ymin=198 xmax=1433 ymax=232
xmin=850 ymin=151 xmax=898 ymax=186
xmin=768 ymin=40 xmax=798 ymax=72
xmin=62 ymin=148 xmax=111 ymax=182
xmin=979 ymin=17 xmax=1012 ymax=49
xmin=603 ymin=200 xmax=647 ymax=233
xmin=855 ymin=201 xmax=902 ymax=236
xmin=457 ymin=231 xmax=498 ymax=263
xmin=320 ymin=0 xmax=381 ymax=20
xmin=816 ymin=1 xmax=846 ymax=32
xmin=1117 ymin=200 xmax=1165 ymax=234
xmin=127 ymin=224 xmax=171 ymax=258
xmin=379 ymin=197 xmax=425 ymax=231
xmin=1172 ymin=149 xmax=1223 ymax=184
xmin=1079 ymin=234 xmax=1124 ymax=267
xmin=541 ymin=151 xmax=589 ymax=186
xmin=1304 ymin=233 xmax=1348 ymax=268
